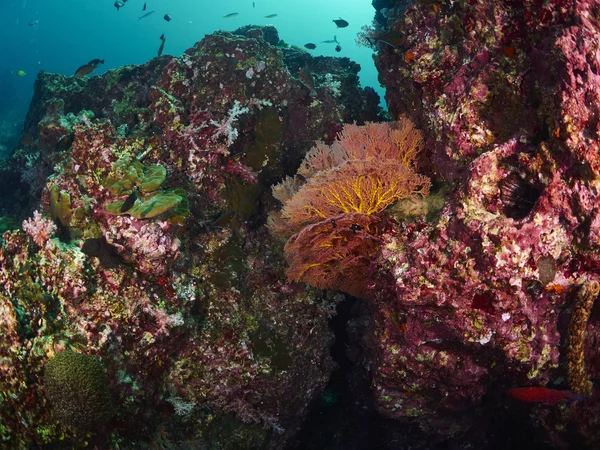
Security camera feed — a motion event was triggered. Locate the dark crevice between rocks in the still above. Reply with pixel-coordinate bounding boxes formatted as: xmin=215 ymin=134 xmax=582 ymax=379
xmin=294 ymin=296 xmax=385 ymax=450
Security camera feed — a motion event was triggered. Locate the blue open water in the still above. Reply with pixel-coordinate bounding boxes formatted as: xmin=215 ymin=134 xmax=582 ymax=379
xmin=0 ymin=0 xmax=382 ymax=157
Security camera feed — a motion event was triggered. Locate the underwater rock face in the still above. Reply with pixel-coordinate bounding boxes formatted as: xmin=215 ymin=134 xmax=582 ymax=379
xmin=362 ymin=0 xmax=600 ymax=447
xmin=0 ymin=27 xmax=381 ymax=448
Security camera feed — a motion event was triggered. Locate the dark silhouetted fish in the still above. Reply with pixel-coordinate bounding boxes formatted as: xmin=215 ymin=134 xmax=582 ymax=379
xmin=114 ymin=1 xmax=124 ymax=11
xmin=138 ymin=10 xmax=155 ymax=20
xmin=211 ymin=210 xmax=236 ymax=228
xmin=81 ymin=236 xmax=126 ymax=269
xmin=120 ymin=190 xmax=138 ymax=213
xmin=74 ymin=59 xmax=104 ymax=77
xmin=20 ymin=133 xmax=35 ymax=147
xmin=335 ymin=44 xmax=341 ymax=52
xmin=28 ymin=20 xmax=39 ymax=27
xmin=157 ymin=33 xmax=166 ymax=56
xmin=164 ymin=14 xmax=171 ymax=22
xmin=367 ymin=30 xmax=406 ymax=49
xmin=142 ymin=2 xmax=146 ymax=11
xmin=264 ymin=14 xmax=277 ymax=18
xmin=223 ymin=12 xmax=239 ymax=18
xmin=304 ymin=43 xmax=316 ymax=49
xmin=332 ymin=18 xmax=348 ymax=28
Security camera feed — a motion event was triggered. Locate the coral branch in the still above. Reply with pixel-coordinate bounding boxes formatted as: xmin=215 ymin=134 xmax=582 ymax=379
xmin=273 ymin=119 xmax=430 ymax=238
xmin=298 ymin=119 xmax=424 ymax=178
xmin=22 ymin=211 xmax=57 ymax=247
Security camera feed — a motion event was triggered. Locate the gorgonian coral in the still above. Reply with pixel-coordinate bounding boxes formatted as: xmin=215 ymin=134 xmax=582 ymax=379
xmin=272 ymin=118 xmax=430 ymax=237
xmin=284 ymin=212 xmax=387 ymax=299
xmin=272 ymin=118 xmax=430 ymax=297
xmin=278 ymin=160 xmax=428 ymax=236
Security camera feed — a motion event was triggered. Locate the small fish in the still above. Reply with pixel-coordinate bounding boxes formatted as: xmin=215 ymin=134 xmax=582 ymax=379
xmin=114 ymin=1 xmax=124 ymax=11
xmin=332 ymin=18 xmax=348 ymax=28
xmin=321 ymin=35 xmax=338 ymax=44
xmin=74 ymin=59 xmax=104 ymax=77
xmin=164 ymin=14 xmax=171 ymax=22
xmin=367 ymin=30 xmax=406 ymax=49
xmin=157 ymin=33 xmax=166 ymax=57
xmin=349 ymin=223 xmax=363 ymax=232
xmin=138 ymin=10 xmax=155 ymax=20
xmin=120 ymin=190 xmax=138 ymax=213
xmin=20 ymin=133 xmax=35 ymax=146
xmin=81 ymin=112 xmax=91 ymax=127
xmin=304 ymin=43 xmax=316 ymax=49
xmin=222 ymin=12 xmax=239 ymax=18
xmin=211 ymin=210 xmax=236 ymax=228
xmin=335 ymin=44 xmax=341 ymax=52
xmin=264 ymin=14 xmax=277 ymax=18
xmin=503 ymin=46 xmax=516 ymax=58
xmin=253 ymin=1 xmax=255 ymax=7
xmin=299 ymin=67 xmax=317 ymax=97
xmin=16 ymin=69 xmax=26 ymax=77
xmin=28 ymin=20 xmax=39 ymax=27
xmin=507 ymin=387 xmax=584 ymax=405
xmin=142 ymin=2 xmax=146 ymax=11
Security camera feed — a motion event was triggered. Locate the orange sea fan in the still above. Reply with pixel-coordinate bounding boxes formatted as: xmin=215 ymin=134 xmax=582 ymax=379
xmin=284 ymin=212 xmax=386 ymax=299
xmin=279 ymin=159 xmax=430 ymax=236
xmin=298 ymin=118 xmax=424 ymax=178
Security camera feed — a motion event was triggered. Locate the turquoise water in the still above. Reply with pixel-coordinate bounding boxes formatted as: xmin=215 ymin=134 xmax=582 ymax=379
xmin=0 ymin=0 xmax=381 ymax=155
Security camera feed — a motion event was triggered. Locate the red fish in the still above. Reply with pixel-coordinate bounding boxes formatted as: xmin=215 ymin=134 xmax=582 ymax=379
xmin=507 ymin=387 xmax=583 ymax=405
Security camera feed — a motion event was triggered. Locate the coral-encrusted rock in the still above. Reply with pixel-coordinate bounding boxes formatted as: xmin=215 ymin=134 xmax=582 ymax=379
xmin=360 ymin=0 xmax=600 ymax=448
xmin=0 ymin=27 xmax=379 ymax=448
xmin=369 ymin=0 xmax=575 ymax=181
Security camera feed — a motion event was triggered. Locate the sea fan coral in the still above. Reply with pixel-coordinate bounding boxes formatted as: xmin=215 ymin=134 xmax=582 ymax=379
xmin=279 ymin=160 xmax=429 ymax=236
xmin=272 ymin=118 xmax=430 ymax=296
xmin=284 ymin=212 xmax=386 ymax=299
xmin=298 ymin=119 xmax=424 ymax=177
xmin=272 ymin=118 xmax=430 ymax=237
